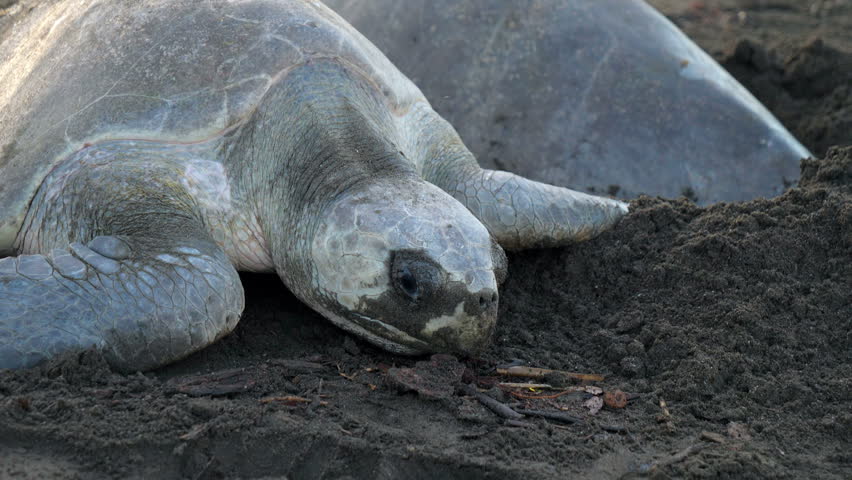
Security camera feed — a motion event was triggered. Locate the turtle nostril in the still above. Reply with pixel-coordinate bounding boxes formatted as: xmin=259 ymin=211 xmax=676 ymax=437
xmin=472 ymin=289 xmax=498 ymax=314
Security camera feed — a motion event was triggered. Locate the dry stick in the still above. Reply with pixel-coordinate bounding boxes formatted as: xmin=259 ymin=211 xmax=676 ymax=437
xmin=509 ymin=389 xmax=583 ymax=400
xmin=259 ymin=395 xmax=312 ymax=404
xmin=658 ymin=398 xmax=675 ymax=430
xmin=179 ymin=423 xmax=210 ymax=441
xmin=659 ymin=398 xmax=672 ymax=418
xmin=498 ymin=382 xmax=556 ymax=389
xmin=459 ymin=384 xmax=524 ymax=421
xmin=497 ymin=366 xmax=604 ymax=382
xmin=515 ymin=409 xmax=584 ymax=425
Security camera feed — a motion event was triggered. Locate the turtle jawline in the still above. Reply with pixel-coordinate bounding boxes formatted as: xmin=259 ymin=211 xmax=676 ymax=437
xmin=313 ymin=305 xmax=431 ymax=355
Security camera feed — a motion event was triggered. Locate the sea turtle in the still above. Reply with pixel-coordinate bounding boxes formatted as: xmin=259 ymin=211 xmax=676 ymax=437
xmin=0 ymin=0 xmax=626 ymax=371
xmin=326 ymin=0 xmax=812 ymax=204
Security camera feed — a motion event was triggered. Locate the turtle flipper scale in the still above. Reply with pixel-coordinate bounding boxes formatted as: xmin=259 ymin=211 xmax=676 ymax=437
xmin=0 ymin=234 xmax=243 ymax=372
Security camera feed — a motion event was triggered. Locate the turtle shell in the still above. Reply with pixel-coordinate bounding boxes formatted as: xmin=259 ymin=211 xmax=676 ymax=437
xmin=326 ymin=0 xmax=812 ymax=205
xmin=0 ymin=0 xmax=423 ymax=254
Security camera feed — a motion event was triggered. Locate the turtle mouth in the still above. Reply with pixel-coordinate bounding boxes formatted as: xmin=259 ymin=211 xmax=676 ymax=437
xmin=313 ymin=304 xmax=432 ymax=355
xmin=348 ymin=313 xmax=433 ymax=354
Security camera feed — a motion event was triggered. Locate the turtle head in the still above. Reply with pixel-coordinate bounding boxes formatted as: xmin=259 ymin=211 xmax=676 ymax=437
xmin=306 ymin=178 xmax=504 ymax=356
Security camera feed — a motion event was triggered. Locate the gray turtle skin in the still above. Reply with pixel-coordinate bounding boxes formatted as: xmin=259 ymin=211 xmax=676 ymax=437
xmin=0 ymin=0 xmax=626 ymax=371
xmin=326 ymin=0 xmax=812 ymax=205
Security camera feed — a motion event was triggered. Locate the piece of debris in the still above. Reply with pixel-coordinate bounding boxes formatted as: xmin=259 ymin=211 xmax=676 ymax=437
xmin=496 ymin=365 xmax=604 ymax=382
xmin=658 ymin=399 xmax=671 ymax=418
xmin=727 ymin=422 xmax=752 ymax=441
xmin=657 ymin=398 xmax=674 ymax=430
xmin=603 ymin=390 xmax=628 ymax=409
xmin=584 ymin=395 xmax=604 ymax=415
xmin=337 ymin=364 xmax=358 ymax=381
xmin=166 ymin=368 xmax=256 ymax=397
xmin=386 ymin=354 xmax=465 ymax=400
xmin=508 ymin=387 xmax=584 ymax=400
xmin=179 ymin=423 xmax=210 ymax=441
xmin=259 ymin=395 xmax=313 ymax=405
xmin=459 ymin=383 xmax=525 ymax=420
xmin=700 ymin=431 xmax=726 ymax=444
xmin=498 ymin=382 xmax=555 ymax=390
xmin=584 ymin=386 xmax=603 ymax=395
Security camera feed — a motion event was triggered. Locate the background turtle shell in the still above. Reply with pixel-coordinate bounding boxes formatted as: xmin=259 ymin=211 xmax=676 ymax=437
xmin=326 ymin=0 xmax=812 ymax=205
xmin=0 ymin=0 xmax=423 ymax=254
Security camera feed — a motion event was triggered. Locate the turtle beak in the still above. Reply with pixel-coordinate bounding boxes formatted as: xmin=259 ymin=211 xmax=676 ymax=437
xmin=414 ymin=289 xmax=498 ymax=356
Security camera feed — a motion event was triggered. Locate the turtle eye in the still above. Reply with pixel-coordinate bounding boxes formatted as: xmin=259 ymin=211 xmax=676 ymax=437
xmin=398 ymin=267 xmax=419 ymax=298
xmin=391 ymin=250 xmax=439 ymax=303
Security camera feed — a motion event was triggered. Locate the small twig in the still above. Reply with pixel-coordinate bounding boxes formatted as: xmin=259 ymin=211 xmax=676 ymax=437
xmin=659 ymin=398 xmax=672 ymax=418
xmin=337 ymin=364 xmax=358 ymax=381
xmin=551 ymin=424 xmax=575 ymax=431
xmin=515 ymin=409 xmax=583 ymax=425
xmin=600 ymin=424 xmax=628 ymax=433
xmin=260 ymin=395 xmax=327 ymax=406
xmin=700 ymin=431 xmax=726 ymax=444
xmin=509 ymin=389 xmax=583 ymax=400
xmin=657 ymin=398 xmax=674 ymax=431
xmin=459 ymin=384 xmax=524 ymax=420
xmin=260 ymin=395 xmax=310 ymax=403
xmin=179 ymin=423 xmax=210 ymax=441
xmin=497 ymin=366 xmax=604 ymax=382
xmin=498 ymin=382 xmax=555 ymax=389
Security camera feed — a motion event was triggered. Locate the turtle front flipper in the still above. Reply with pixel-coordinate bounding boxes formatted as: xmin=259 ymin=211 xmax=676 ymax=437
xmin=0 ymin=233 xmax=243 ymax=371
xmin=443 ymin=168 xmax=628 ymax=250
xmin=414 ymin=109 xmax=628 ymax=250
xmin=1 ymin=155 xmax=244 ymax=372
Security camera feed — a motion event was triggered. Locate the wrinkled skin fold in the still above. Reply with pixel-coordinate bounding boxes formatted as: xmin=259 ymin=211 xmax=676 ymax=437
xmin=0 ymin=0 xmax=626 ymax=371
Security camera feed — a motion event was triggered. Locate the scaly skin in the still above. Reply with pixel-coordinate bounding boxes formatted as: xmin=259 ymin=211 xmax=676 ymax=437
xmin=3 ymin=154 xmax=243 ymax=371
xmin=409 ymin=105 xmax=629 ymax=249
xmin=445 ymin=167 xmax=628 ymax=249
